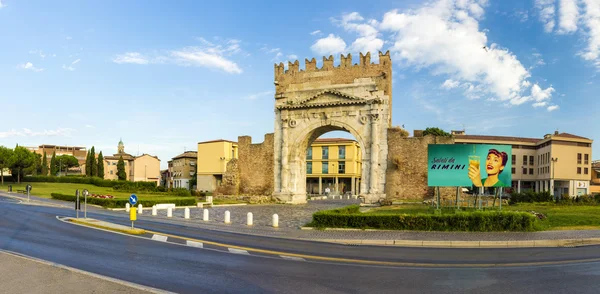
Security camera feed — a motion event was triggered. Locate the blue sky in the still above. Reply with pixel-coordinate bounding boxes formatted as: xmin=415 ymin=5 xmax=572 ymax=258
xmin=1 ymin=0 xmax=599 ymax=169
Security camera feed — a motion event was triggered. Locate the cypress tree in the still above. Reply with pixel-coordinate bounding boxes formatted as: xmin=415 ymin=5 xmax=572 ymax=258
xmin=90 ymin=146 xmax=97 ymax=177
xmin=97 ymin=151 xmax=104 ymax=179
xmin=50 ymin=151 xmax=57 ymax=176
xmin=85 ymin=151 xmax=91 ymax=176
xmin=117 ymin=156 xmax=126 ymax=181
xmin=41 ymin=151 xmax=48 ymax=176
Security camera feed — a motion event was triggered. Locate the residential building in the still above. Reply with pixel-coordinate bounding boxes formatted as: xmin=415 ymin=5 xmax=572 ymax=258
xmin=102 ymin=139 xmax=161 ymax=185
xmin=306 ymin=138 xmax=362 ymax=196
xmin=26 ymin=144 xmax=87 ymax=174
xmin=197 ymin=140 xmax=238 ymax=192
xmin=453 ymin=130 xmax=593 ymax=197
xmin=170 ymin=151 xmax=197 ymax=189
xmin=591 ymin=161 xmax=600 ymax=194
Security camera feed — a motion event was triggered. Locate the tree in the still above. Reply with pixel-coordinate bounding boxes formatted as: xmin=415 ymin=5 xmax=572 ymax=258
xmin=50 ymin=151 xmax=58 ymax=176
xmin=97 ymin=151 xmax=104 ymax=179
xmin=90 ymin=147 xmax=97 ymax=177
xmin=117 ymin=156 xmax=127 ymax=180
xmin=85 ymin=151 xmax=91 ymax=176
xmin=10 ymin=146 xmax=34 ymax=183
xmin=0 ymin=146 xmax=13 ymax=185
xmin=41 ymin=151 xmax=48 ymax=176
xmin=26 ymin=153 xmax=42 ymax=176
xmin=423 ymin=127 xmax=451 ymax=137
xmin=55 ymin=155 xmax=79 ymax=174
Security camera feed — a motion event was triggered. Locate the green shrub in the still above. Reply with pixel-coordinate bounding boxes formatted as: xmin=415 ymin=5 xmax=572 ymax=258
xmin=51 ymin=193 xmax=196 ymax=208
xmin=309 ymin=205 xmax=538 ymax=232
xmin=509 ymin=191 xmax=554 ymax=204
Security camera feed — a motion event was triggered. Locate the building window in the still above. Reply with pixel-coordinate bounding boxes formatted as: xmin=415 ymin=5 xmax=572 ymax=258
xmin=322 ymin=147 xmax=329 ymax=160
xmin=306 ymin=147 xmax=312 ymax=160
xmin=306 ymin=162 xmax=312 ymax=174
xmin=338 ymin=161 xmax=345 ymax=174
xmin=522 ymin=167 xmax=527 ymax=175
xmin=322 ymin=161 xmax=328 ymax=174
xmin=529 ymin=156 xmax=534 ymax=165
xmin=577 ymin=167 xmax=582 ymax=174
xmin=529 ymin=168 xmax=534 ymax=175
xmin=584 ymin=168 xmax=589 ymax=175
xmin=512 ymin=167 xmax=515 ymax=174
xmin=512 ymin=155 xmax=516 ymax=165
xmin=578 ymin=153 xmax=582 ymax=164
xmin=110 ymin=171 xmax=113 ymax=175
xmin=585 ymin=154 xmax=589 ymax=165
xmin=339 ymin=146 xmax=346 ymax=159
xmin=523 ymin=155 xmax=527 ymax=165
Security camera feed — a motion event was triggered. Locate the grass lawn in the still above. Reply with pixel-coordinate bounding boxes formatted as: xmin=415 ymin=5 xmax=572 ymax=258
xmin=367 ymin=203 xmax=600 ymax=231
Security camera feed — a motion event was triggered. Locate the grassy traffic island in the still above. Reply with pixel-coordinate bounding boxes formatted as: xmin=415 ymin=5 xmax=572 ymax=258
xmin=307 ymin=195 xmax=600 ymax=232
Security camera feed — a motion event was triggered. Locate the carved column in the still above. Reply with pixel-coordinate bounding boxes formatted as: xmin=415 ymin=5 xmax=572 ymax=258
xmin=369 ymin=113 xmax=380 ymax=194
xmin=280 ymin=117 xmax=289 ymax=193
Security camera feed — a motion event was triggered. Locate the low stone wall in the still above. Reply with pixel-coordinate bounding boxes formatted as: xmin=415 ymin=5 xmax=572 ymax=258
xmin=214 ymin=195 xmax=274 ymax=204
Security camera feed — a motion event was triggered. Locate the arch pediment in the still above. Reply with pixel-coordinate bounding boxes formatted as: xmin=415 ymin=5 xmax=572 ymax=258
xmin=277 ymin=90 xmax=381 ymax=110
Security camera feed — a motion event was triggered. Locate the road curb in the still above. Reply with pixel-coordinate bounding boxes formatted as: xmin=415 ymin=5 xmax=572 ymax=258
xmin=312 ymin=238 xmax=600 ymax=248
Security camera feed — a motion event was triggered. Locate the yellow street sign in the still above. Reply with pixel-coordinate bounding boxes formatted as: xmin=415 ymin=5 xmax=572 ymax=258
xmin=130 ymin=207 xmax=137 ymax=221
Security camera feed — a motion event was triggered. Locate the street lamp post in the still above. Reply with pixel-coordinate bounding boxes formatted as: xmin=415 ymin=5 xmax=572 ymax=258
xmin=551 ymin=157 xmax=559 ymax=199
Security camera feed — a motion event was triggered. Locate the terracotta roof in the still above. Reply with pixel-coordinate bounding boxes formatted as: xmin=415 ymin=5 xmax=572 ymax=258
xmin=135 ymin=153 xmax=160 ymax=160
xmin=553 ymin=132 xmax=591 ymax=140
xmin=454 ymin=134 xmax=540 ymax=144
xmin=172 ymin=151 xmax=198 ymax=160
xmin=198 ymin=139 xmax=237 ymax=144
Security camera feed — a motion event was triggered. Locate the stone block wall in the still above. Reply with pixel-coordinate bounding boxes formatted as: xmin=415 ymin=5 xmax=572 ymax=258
xmin=385 ymin=128 xmax=456 ymax=200
xmin=215 ymin=158 xmax=240 ymax=195
xmin=237 ymin=134 xmax=274 ymax=196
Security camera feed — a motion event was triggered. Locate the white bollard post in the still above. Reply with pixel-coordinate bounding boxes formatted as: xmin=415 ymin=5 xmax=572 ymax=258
xmin=272 ymin=214 xmax=279 ymax=228
xmin=126 ymin=203 xmax=130 ymax=212
xmin=167 ymin=207 xmax=173 ymax=218
xmin=138 ymin=204 xmax=143 ymax=214
xmin=198 ymin=203 xmax=203 ymax=209
xmin=203 ymin=209 xmax=209 ymax=221
xmin=152 ymin=205 xmax=157 ymax=216
xmin=207 ymin=196 xmax=213 ymax=203
xmin=184 ymin=207 xmax=190 ymax=219
xmin=247 ymin=212 xmax=253 ymax=226
xmin=224 ymin=210 xmax=230 ymax=224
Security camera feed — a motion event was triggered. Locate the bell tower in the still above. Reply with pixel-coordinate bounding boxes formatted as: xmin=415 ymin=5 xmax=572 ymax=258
xmin=118 ymin=138 xmax=125 ymax=154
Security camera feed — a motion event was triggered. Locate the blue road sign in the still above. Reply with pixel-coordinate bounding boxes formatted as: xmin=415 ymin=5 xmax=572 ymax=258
xmin=129 ymin=194 xmax=138 ymax=206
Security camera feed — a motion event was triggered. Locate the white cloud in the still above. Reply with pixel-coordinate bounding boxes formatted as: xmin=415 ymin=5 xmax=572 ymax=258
xmin=112 ymin=52 xmax=149 ymax=64
xmin=580 ymin=0 xmax=600 ymax=67
xmin=243 ymin=90 xmax=274 ymax=100
xmin=0 ymin=128 xmax=74 ymax=138
xmin=334 ymin=12 xmax=384 ymax=54
xmin=0 ymin=0 xmax=5 ymax=9
xmin=72 ymin=58 xmax=81 ymax=64
xmin=547 ymin=105 xmax=559 ymax=111
xmin=535 ymin=0 xmax=557 ymax=32
xmin=310 ymin=30 xmax=322 ymax=35
xmin=287 ymin=54 xmax=298 ymax=60
xmin=531 ymin=83 xmax=555 ymax=101
xmin=85 ymin=124 xmax=94 ymax=128
xmin=17 ymin=62 xmax=44 ymax=72
xmin=557 ymin=0 xmax=580 ymax=33
xmin=170 ymin=47 xmax=243 ymax=74
xmin=62 ymin=64 xmax=75 ymax=71
xmin=441 ymin=79 xmax=460 ymax=89
xmin=533 ymin=101 xmax=548 ymax=107
xmin=29 ymin=50 xmax=46 ymax=59
xmin=380 ymin=0 xmax=555 ymax=108
xmin=310 ymin=34 xmax=347 ymax=56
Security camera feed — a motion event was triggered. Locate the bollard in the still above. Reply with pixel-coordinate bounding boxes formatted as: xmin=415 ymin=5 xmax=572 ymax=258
xmin=198 ymin=203 xmax=203 ymax=209
xmin=152 ymin=205 xmax=157 ymax=216
xmin=272 ymin=214 xmax=279 ymax=228
xmin=247 ymin=212 xmax=253 ymax=226
xmin=184 ymin=207 xmax=190 ymax=219
xmin=138 ymin=204 xmax=143 ymax=214
xmin=126 ymin=203 xmax=130 ymax=212
xmin=203 ymin=209 xmax=209 ymax=221
xmin=224 ymin=210 xmax=230 ymax=224
xmin=206 ymin=196 xmax=213 ymax=203
xmin=167 ymin=207 xmax=173 ymax=218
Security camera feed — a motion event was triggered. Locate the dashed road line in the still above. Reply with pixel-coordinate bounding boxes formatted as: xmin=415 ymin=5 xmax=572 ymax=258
xmin=228 ymin=248 xmax=250 ymax=255
xmin=280 ymin=255 xmax=306 ymax=261
xmin=186 ymin=240 xmax=204 ymax=248
xmin=151 ymin=234 xmax=168 ymax=242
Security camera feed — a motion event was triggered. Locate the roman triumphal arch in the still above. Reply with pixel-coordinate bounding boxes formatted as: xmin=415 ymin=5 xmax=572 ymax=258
xmin=273 ymin=51 xmax=392 ymax=204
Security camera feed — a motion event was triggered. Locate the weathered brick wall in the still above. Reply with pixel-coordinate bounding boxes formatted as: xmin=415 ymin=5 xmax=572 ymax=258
xmin=214 ymin=158 xmax=239 ymax=195
xmin=385 ymin=128 xmax=455 ymax=200
xmin=237 ymin=134 xmax=274 ymax=196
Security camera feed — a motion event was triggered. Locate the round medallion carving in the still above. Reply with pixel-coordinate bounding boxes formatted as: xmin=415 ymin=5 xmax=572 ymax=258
xmin=359 ymin=115 xmax=368 ymax=124
xmin=289 ymin=119 xmax=297 ymax=128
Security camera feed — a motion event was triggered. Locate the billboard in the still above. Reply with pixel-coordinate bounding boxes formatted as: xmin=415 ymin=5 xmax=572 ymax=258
xmin=427 ymin=144 xmax=512 ymax=187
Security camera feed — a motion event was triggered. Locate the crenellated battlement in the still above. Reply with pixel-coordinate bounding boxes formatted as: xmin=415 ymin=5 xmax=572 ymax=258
xmin=274 ymin=51 xmax=391 ymax=79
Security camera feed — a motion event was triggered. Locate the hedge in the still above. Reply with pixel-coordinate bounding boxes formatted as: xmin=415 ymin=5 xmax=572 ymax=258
xmin=509 ymin=191 xmax=554 ymax=204
xmin=23 ymin=175 xmax=158 ymax=189
xmin=310 ymin=205 xmax=538 ymax=232
xmin=51 ymin=193 xmax=196 ymax=208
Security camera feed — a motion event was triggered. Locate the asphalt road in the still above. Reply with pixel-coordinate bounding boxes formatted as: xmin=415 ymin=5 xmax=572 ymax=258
xmin=2 ymin=196 xmax=600 ymax=293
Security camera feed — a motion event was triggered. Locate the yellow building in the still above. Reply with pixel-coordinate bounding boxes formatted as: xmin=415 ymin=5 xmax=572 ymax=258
xmin=169 ymin=151 xmax=197 ymax=189
xmin=306 ymin=138 xmax=362 ymax=196
xmin=454 ymin=131 xmax=593 ymax=197
xmin=102 ymin=139 xmax=161 ymax=185
xmin=591 ymin=161 xmax=600 ymax=194
xmin=196 ymin=140 xmax=238 ymax=192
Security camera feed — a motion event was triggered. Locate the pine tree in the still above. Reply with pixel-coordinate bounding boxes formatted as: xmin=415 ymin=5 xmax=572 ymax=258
xmin=41 ymin=151 xmax=48 ymax=176
xmin=90 ymin=147 xmax=97 ymax=177
xmin=50 ymin=151 xmax=57 ymax=176
xmin=97 ymin=151 xmax=104 ymax=179
xmin=85 ymin=151 xmax=91 ymax=176
xmin=117 ymin=156 xmax=126 ymax=181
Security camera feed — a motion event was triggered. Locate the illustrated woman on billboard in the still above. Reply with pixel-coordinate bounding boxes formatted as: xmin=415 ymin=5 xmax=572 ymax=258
xmin=468 ymin=149 xmax=508 ymax=187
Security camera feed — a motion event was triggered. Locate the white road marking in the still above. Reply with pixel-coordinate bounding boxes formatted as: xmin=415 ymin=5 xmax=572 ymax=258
xmin=151 ymin=234 xmax=168 ymax=242
xmin=228 ymin=248 xmax=250 ymax=255
xmin=186 ymin=240 xmax=204 ymax=248
xmin=280 ymin=255 xmax=306 ymax=261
